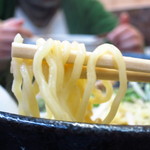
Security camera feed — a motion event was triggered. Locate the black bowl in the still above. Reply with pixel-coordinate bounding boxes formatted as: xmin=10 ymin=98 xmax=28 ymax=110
xmin=0 ymin=111 xmax=150 ymax=150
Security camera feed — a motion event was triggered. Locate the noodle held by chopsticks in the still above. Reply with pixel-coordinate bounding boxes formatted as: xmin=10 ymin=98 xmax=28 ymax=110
xmin=11 ymin=34 xmax=127 ymax=124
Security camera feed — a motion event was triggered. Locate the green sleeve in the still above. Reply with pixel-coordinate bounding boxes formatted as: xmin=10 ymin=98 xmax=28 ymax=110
xmin=62 ymin=0 xmax=118 ymax=35
xmin=0 ymin=0 xmax=17 ymax=20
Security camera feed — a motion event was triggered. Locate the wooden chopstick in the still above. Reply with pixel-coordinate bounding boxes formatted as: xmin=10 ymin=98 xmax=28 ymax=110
xmin=11 ymin=42 xmax=150 ymax=82
xmin=12 ymin=42 xmax=150 ymax=73
xmin=87 ymin=68 xmax=150 ymax=83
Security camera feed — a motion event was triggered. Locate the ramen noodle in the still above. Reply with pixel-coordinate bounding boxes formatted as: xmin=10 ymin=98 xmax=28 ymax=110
xmin=112 ymin=99 xmax=150 ymax=125
xmin=11 ymin=34 xmax=127 ymax=124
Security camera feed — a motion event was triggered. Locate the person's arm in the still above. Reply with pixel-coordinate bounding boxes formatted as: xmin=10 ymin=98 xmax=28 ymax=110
xmin=62 ymin=0 xmax=144 ymax=53
xmin=62 ymin=0 xmax=118 ymax=34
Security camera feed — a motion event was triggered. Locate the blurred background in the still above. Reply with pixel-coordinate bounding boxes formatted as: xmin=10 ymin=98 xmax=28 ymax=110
xmin=101 ymin=0 xmax=150 ymax=46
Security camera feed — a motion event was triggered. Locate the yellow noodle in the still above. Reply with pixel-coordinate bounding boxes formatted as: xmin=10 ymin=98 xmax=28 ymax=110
xmin=11 ymin=34 xmax=127 ymax=124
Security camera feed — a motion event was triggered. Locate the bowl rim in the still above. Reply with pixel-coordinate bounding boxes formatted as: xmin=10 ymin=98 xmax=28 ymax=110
xmin=0 ymin=111 xmax=150 ymax=133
